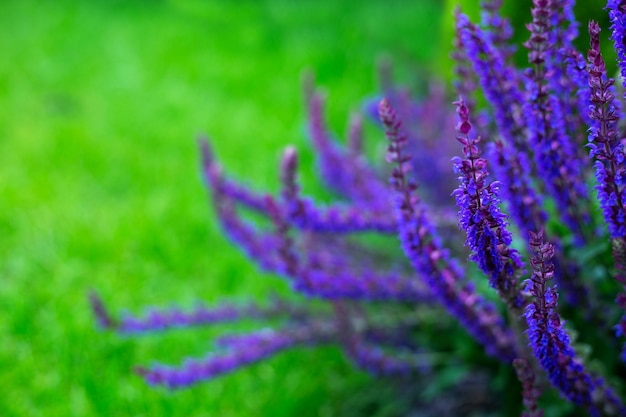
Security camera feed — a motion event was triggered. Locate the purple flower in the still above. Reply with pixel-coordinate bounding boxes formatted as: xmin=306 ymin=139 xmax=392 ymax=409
xmin=587 ymin=20 xmax=626 ymax=337
xmin=607 ymin=0 xmax=626 ymax=89
xmin=306 ymin=90 xmax=390 ymax=211
xmin=452 ymin=98 xmax=524 ymax=309
xmin=456 ymin=12 xmax=526 ymax=152
xmin=489 ymin=141 xmax=547 ymax=239
xmin=89 ymin=293 xmax=313 ymax=335
xmin=524 ymin=0 xmax=590 ymax=244
xmin=279 ymin=147 xmax=397 ymax=234
xmin=524 ymin=230 xmax=624 ymax=415
xmin=457 ymin=13 xmax=547 ymax=244
xmin=513 ymin=358 xmax=544 ymax=417
xmin=587 ymin=21 xmax=626 ymax=240
xmin=550 ymin=2 xmax=590 ymax=158
xmin=480 ymin=0 xmax=515 ymax=61
xmin=200 ymin=139 xmax=269 ymax=213
xmin=452 ymin=15 xmax=479 ymax=114
xmin=379 ymin=97 xmax=517 ymax=362
xmin=137 ymin=323 xmax=333 ymax=389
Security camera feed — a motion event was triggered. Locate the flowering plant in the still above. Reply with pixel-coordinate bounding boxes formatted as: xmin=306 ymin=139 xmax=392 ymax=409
xmin=92 ymin=1 xmax=626 ymax=415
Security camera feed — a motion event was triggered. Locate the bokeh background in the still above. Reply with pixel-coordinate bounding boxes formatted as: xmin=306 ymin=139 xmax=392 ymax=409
xmin=0 ymin=1 xmax=615 ymax=416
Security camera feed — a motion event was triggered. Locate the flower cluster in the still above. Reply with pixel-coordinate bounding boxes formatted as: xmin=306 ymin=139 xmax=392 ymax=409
xmin=524 ymin=231 xmax=623 ymax=415
xmin=451 ymin=98 xmax=524 ymax=309
xmin=92 ymin=1 xmax=626 ymax=415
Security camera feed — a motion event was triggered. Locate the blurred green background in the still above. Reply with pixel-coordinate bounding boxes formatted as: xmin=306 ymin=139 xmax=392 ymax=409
xmin=0 ymin=1 xmax=444 ymax=416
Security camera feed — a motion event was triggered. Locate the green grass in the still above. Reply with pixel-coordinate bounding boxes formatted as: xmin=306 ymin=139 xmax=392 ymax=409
xmin=0 ymin=1 xmax=443 ymax=416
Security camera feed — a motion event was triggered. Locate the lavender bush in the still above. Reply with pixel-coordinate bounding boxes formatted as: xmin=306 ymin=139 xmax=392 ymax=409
xmin=92 ymin=1 xmax=626 ymax=415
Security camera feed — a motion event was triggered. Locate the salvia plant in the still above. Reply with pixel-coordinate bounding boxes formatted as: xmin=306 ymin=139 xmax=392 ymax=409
xmin=91 ymin=0 xmax=626 ymax=415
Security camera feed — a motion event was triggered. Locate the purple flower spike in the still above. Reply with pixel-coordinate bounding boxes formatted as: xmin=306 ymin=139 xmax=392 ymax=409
xmin=588 ymin=21 xmax=626 ymax=296
xmin=550 ymin=0 xmax=578 ymax=49
xmin=379 ymin=98 xmax=517 ymax=362
xmin=117 ymin=302 xmax=285 ymax=334
xmin=213 ymin=194 xmax=282 ymax=273
xmin=524 ymin=0 xmax=590 ymax=244
xmin=200 ymin=139 xmax=269 ymax=214
xmin=525 ymin=230 xmax=625 ymax=415
xmin=203 ymin=140 xmax=395 ymax=236
xmin=279 ymin=147 xmax=397 ymax=234
xmin=306 ymin=90 xmax=390 ymax=209
xmin=490 ymin=141 xmax=547 ymax=239
xmin=457 ymin=13 xmax=547 ymax=245
xmin=349 ymin=341 xmax=425 ymax=376
xmin=93 ymin=296 xmax=313 ymax=336
xmin=551 ymin=2 xmax=590 ymax=156
xmin=452 ymin=98 xmax=524 ymax=309
xmin=513 ymin=358 xmax=544 ymax=417
xmin=457 ymin=13 xmax=526 ymax=152
xmin=608 ymin=0 xmax=626 ymax=88
xmin=563 ymin=48 xmax=592 ymax=155
xmin=588 ymin=21 xmax=626 ymax=237
xmin=452 ymin=14 xmax=478 ymax=114
xmin=137 ymin=324 xmax=333 ymax=389
xmin=480 ymin=0 xmax=515 ymax=61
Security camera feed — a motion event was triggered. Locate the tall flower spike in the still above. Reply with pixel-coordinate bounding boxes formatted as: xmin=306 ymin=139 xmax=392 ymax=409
xmin=608 ymin=0 xmax=626 ymax=89
xmin=525 ymin=231 xmax=625 ymax=416
xmin=267 ymin=190 xmax=432 ymax=302
xmin=200 ymin=139 xmax=269 ymax=213
xmin=457 ymin=13 xmax=547 ymax=247
xmin=563 ymin=48 xmax=592 ymax=156
xmin=211 ymin=192 xmax=282 ymax=273
xmin=379 ymin=98 xmax=517 ymax=362
xmin=103 ymin=299 xmax=309 ymax=335
xmin=480 ymin=0 xmax=515 ymax=62
xmin=279 ymin=147 xmax=397 ymax=234
xmin=489 ymin=141 xmax=547 ymax=239
xmin=551 ymin=0 xmax=593 ymax=186
xmin=490 ymin=142 xmax=592 ymax=313
xmin=452 ymin=10 xmax=479 ymax=114
xmin=203 ymin=140 xmax=395 ymax=235
xmin=587 ymin=21 xmax=626 ymax=289
xmin=587 ymin=20 xmax=625 ymax=238
xmin=452 ymin=98 xmax=524 ymax=309
xmin=550 ymin=0 xmax=578 ymax=46
xmin=550 ymin=1 xmax=591 ymax=152
xmin=306 ymin=90 xmax=390 ymax=209
xmin=524 ymin=0 xmax=590 ymax=244
xmin=513 ymin=358 xmax=544 ymax=417
xmin=199 ymin=143 xmax=284 ymax=273
xmin=137 ymin=323 xmax=334 ymax=389
xmin=457 ymin=12 xmax=526 ymax=152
